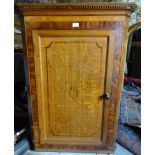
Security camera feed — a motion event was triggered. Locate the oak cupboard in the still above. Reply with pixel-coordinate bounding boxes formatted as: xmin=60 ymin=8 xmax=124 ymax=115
xmin=16 ymin=2 xmax=137 ymax=153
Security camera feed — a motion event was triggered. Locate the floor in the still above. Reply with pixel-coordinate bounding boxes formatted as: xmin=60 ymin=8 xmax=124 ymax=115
xmin=23 ymin=143 xmax=133 ymax=155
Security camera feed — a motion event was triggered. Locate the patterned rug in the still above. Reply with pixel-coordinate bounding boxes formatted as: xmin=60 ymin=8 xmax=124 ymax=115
xmin=117 ymin=123 xmax=141 ymax=155
xmin=117 ymin=85 xmax=141 ymax=155
xmin=119 ymin=92 xmax=141 ymax=127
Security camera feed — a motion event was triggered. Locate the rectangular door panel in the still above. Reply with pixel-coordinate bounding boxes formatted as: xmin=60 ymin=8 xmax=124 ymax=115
xmin=32 ymin=30 xmax=115 ymax=146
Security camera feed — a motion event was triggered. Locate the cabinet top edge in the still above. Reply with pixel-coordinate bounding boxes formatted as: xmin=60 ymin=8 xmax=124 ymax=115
xmin=16 ymin=2 xmax=138 ymax=14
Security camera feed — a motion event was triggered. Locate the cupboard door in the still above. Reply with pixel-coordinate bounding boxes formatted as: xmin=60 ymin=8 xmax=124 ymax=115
xmin=32 ymin=30 xmax=115 ymax=147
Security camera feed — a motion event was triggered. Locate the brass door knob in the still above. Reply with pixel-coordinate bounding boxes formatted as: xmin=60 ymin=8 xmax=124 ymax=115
xmin=103 ymin=93 xmax=111 ymax=100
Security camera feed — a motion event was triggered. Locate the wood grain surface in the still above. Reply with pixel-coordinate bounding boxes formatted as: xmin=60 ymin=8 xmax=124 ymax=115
xmin=16 ymin=2 xmax=136 ymax=153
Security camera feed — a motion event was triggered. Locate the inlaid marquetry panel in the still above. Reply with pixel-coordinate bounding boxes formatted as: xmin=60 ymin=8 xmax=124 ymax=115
xmin=32 ymin=30 xmax=115 ymax=145
xmin=46 ymin=40 xmax=104 ymax=137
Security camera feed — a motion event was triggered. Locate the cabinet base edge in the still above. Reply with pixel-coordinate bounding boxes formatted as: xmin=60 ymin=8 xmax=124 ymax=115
xmin=34 ymin=148 xmax=114 ymax=154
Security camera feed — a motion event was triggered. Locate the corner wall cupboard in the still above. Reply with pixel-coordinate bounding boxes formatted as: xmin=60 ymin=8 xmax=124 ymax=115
xmin=16 ymin=2 xmax=137 ymax=153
